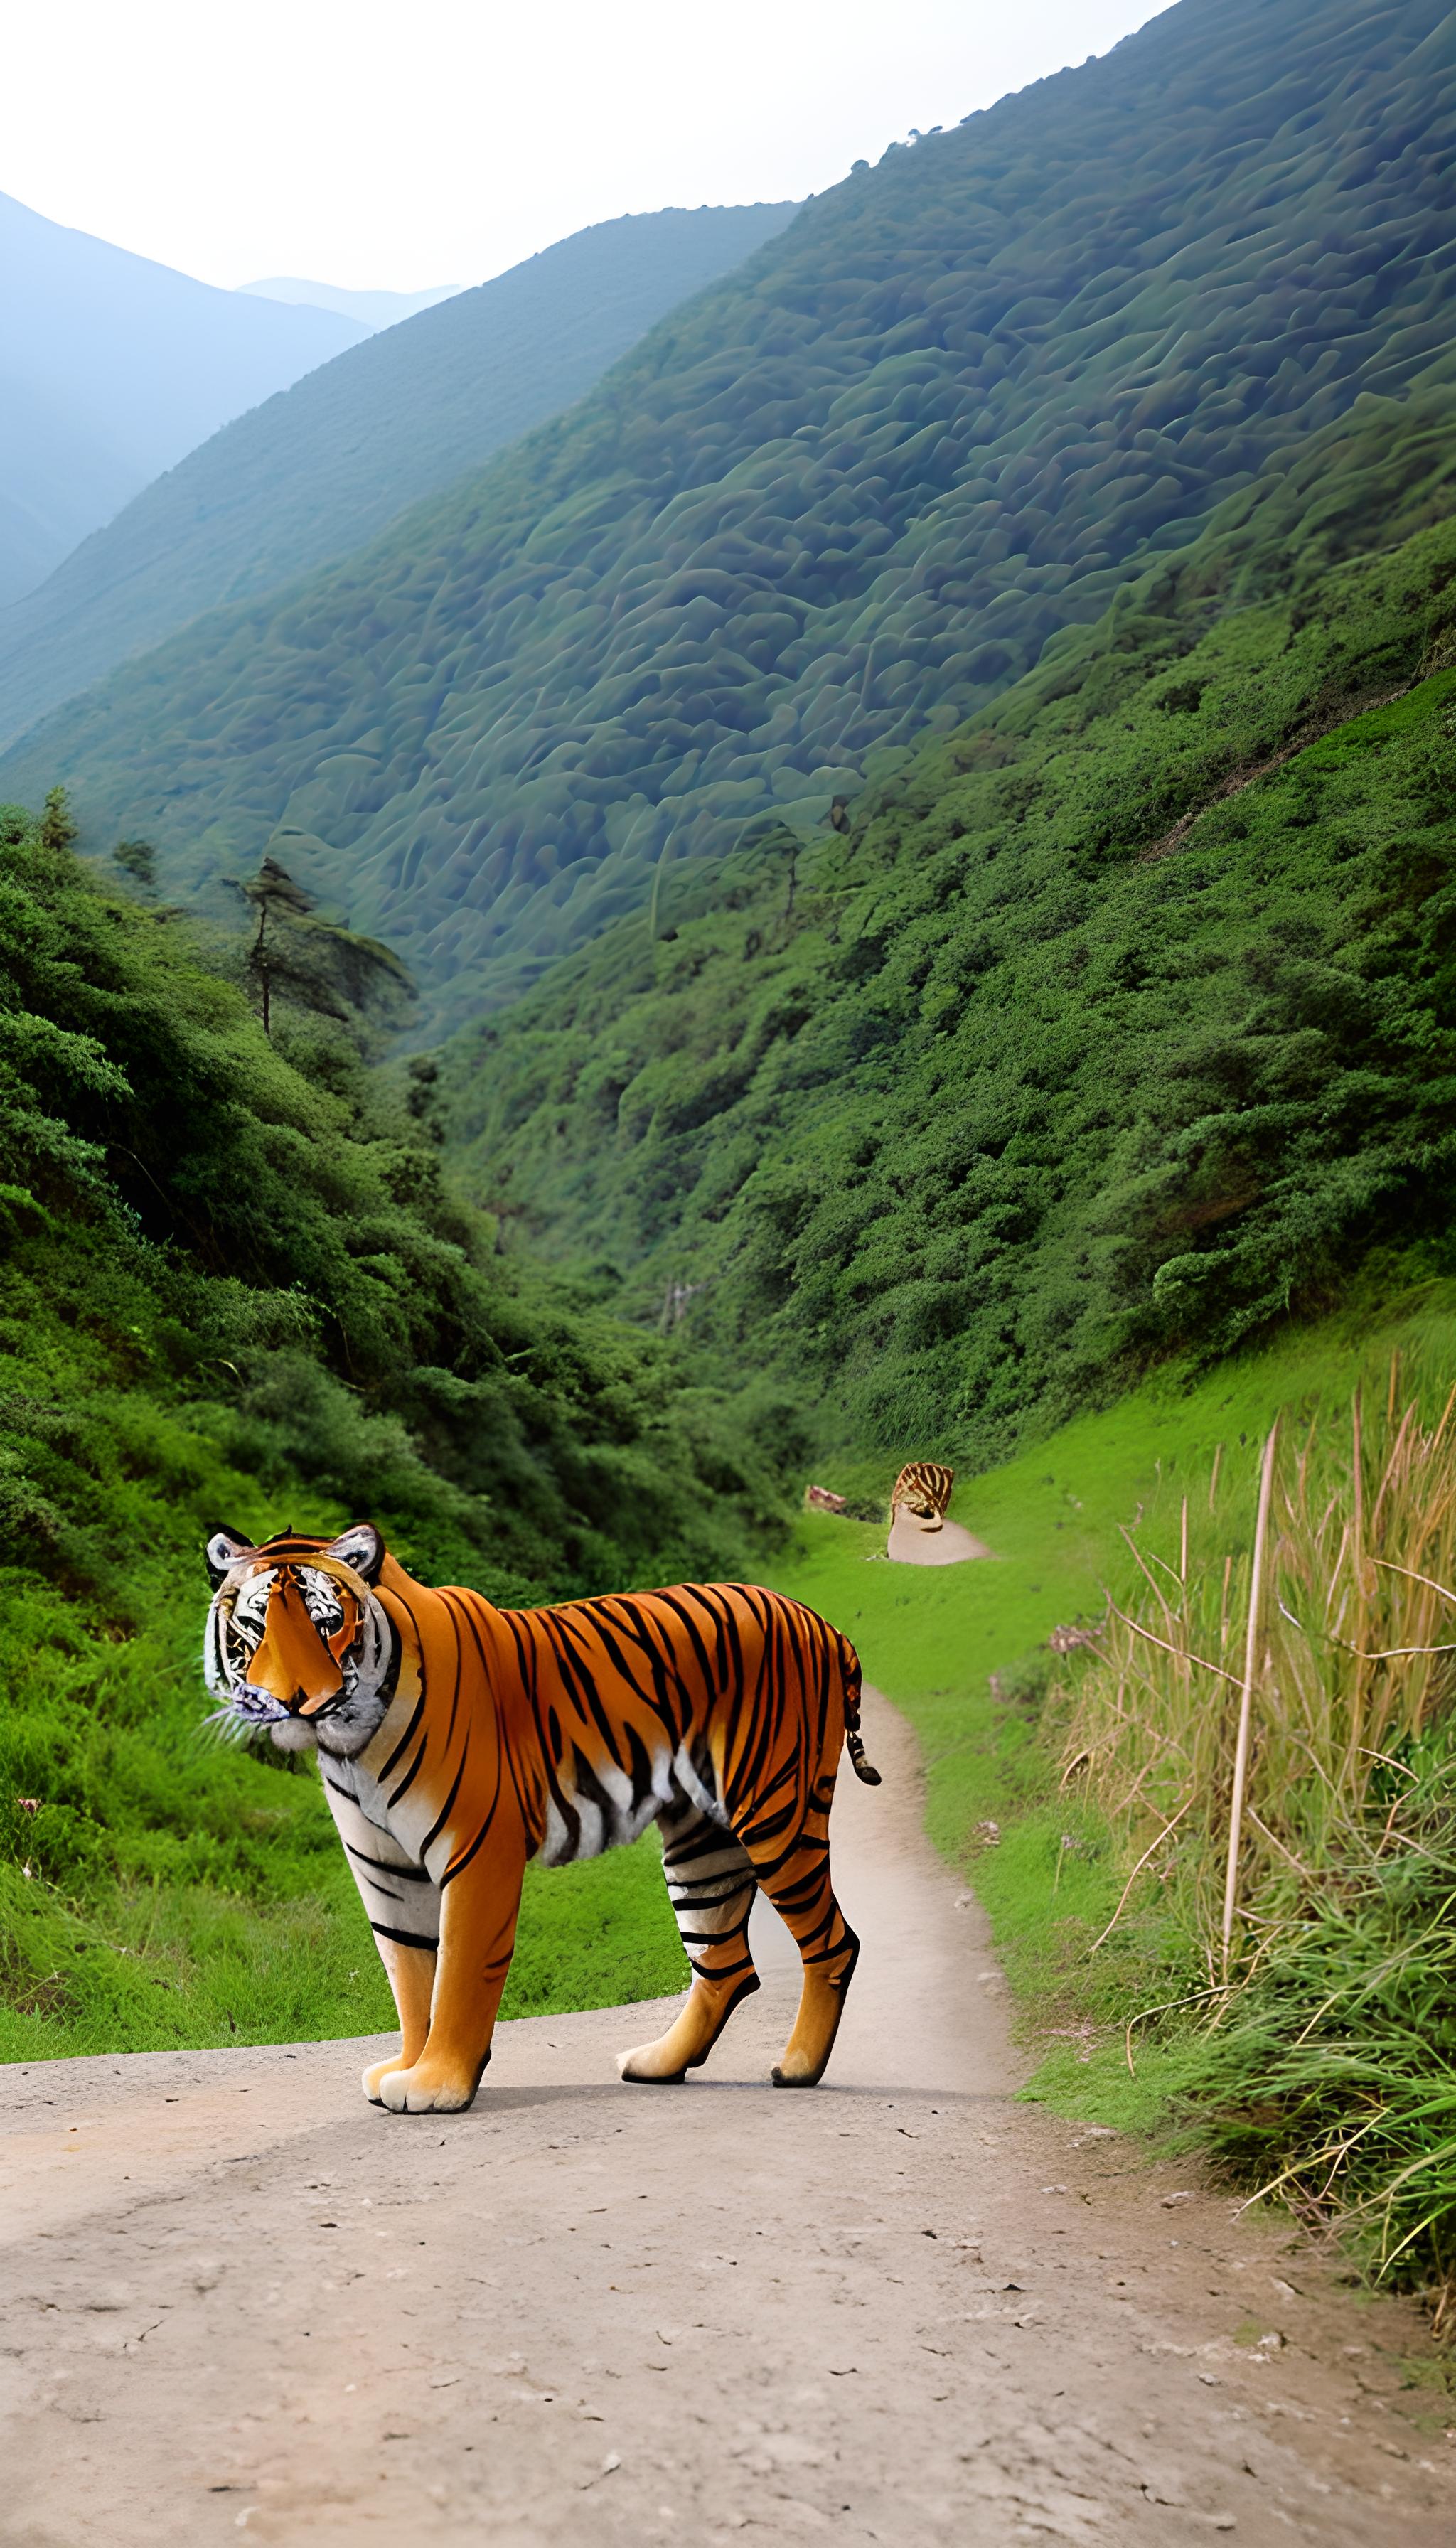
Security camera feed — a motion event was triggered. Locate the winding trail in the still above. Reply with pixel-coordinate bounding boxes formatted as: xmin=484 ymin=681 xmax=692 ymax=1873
xmin=887 ymin=1508 xmax=991 ymax=1564
xmin=1 ymin=1693 xmax=1449 ymax=2545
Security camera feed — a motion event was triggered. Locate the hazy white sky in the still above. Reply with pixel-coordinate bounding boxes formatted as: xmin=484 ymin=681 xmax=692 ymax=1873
xmin=11 ymin=1 xmax=1169 ymax=292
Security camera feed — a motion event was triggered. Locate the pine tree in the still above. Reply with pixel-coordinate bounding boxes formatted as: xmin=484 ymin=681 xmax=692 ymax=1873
xmin=113 ymin=839 xmax=158 ymax=892
xmin=38 ymin=786 xmax=77 ymax=855
xmin=233 ymin=856 xmax=411 ymax=1038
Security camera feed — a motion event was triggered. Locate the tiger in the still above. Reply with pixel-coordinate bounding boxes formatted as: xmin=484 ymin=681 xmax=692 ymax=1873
xmin=203 ymin=1521 xmax=879 ymax=2114
xmin=890 ymin=1462 xmax=955 ymax=1529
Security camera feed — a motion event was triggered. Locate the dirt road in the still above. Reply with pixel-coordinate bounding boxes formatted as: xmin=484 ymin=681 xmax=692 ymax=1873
xmin=1 ymin=1693 xmax=1449 ymax=2545
xmin=887 ymin=1509 xmax=991 ymax=1564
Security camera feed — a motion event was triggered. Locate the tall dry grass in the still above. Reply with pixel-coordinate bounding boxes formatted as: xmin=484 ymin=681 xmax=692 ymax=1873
xmin=1056 ymin=1353 xmax=1456 ymax=2312
xmin=1061 ymin=1354 xmax=1456 ymax=1973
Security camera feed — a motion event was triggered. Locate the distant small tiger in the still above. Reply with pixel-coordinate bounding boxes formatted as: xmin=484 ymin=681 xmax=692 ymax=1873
xmin=890 ymin=1463 xmax=955 ymax=1529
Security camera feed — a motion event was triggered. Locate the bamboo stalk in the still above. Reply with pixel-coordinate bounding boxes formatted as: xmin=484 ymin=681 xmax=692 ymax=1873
xmin=1221 ymin=1420 xmax=1279 ymax=1978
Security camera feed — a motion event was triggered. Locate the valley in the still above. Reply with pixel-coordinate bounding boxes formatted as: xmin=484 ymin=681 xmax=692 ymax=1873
xmin=4 ymin=0 xmax=1456 ymax=2458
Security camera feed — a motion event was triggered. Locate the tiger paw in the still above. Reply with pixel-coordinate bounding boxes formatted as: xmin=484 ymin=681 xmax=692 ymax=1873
xmin=618 ymin=2041 xmax=688 ymax=2085
xmin=770 ymin=2058 xmax=825 ymax=2088
xmin=361 ymin=2055 xmax=409 ymax=2104
xmin=378 ymin=2061 xmax=478 ymax=2114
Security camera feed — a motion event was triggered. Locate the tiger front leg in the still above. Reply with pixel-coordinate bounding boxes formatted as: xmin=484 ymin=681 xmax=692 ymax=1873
xmin=362 ymin=1934 xmax=436 ymax=2103
xmin=378 ymin=1846 xmax=525 ymax=2114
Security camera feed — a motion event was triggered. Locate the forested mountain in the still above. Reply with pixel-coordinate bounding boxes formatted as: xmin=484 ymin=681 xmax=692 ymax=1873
xmin=0 ymin=800 xmax=786 ymax=1605
xmin=0 ymin=205 xmax=796 ymax=751
xmin=0 ymin=191 xmax=362 ymax=610
xmin=8 ymin=0 xmax=1453 ymax=1029
xmin=437 ymin=390 xmax=1456 ymax=1462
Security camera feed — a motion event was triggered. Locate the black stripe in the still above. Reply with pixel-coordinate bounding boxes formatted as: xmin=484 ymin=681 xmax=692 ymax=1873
xmin=346 ymin=1843 xmax=434 ymax=1882
xmin=419 ymin=1735 xmax=470 ymax=1858
xmin=369 ymin=1920 xmax=438 ymax=1949
xmin=387 ymin=1735 xmax=429 ymax=1809
xmin=321 ymin=1771 xmax=392 ymax=1835
xmin=378 ymin=1686 xmax=427 ymax=1782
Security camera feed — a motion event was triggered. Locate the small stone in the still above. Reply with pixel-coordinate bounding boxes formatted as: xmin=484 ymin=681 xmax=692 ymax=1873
xmin=1161 ymin=2190 xmax=1194 ymax=2208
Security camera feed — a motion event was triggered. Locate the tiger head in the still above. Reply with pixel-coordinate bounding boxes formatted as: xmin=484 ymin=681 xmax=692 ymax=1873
xmin=203 ymin=1523 xmax=397 ymax=1755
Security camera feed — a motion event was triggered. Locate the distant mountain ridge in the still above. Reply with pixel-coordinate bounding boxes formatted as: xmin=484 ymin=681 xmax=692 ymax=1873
xmin=237 ymin=278 xmax=464 ymax=331
xmin=6 ymin=0 xmax=1455 ymax=1028
xmin=0 ymin=203 xmax=797 ymax=751
xmin=0 ymin=191 xmax=363 ymax=609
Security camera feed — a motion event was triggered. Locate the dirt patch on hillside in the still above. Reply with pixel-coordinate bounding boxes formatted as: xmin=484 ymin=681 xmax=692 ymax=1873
xmin=887 ymin=1508 xmax=992 ymax=1564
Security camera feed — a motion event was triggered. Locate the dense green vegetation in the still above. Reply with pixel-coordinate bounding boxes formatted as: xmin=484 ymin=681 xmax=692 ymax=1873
xmin=9 ymin=0 xmax=1455 ymax=1020
xmin=766 ymin=1288 xmax=1456 ymax=2314
xmin=0 ymin=799 xmax=773 ymax=2055
xmin=439 ymin=395 xmax=1456 ymax=1465
xmin=0 ymin=204 xmax=795 ymax=754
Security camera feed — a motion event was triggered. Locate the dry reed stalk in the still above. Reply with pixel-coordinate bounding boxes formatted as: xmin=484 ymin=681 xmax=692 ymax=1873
xmin=1056 ymin=1358 xmax=1456 ymax=1984
xmin=1090 ymin=1795 xmax=1194 ymax=1955
xmin=1103 ymin=1597 xmax=1241 ymax=1686
xmin=1221 ymin=1420 xmax=1280 ymax=1978
xmin=1120 ymin=1524 xmax=1177 ymax=1623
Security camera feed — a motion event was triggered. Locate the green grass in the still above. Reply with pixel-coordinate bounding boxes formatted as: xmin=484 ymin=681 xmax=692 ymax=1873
xmin=764 ymin=1276 xmax=1456 ymax=2136
xmin=0 ymin=1835 xmax=685 ymax=2067
xmin=0 ymin=1465 xmax=686 ymax=2067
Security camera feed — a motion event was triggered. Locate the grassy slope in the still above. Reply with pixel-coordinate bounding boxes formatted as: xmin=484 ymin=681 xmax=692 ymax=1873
xmin=0 ymin=205 xmax=796 ymax=754
xmin=764 ymin=1278 xmax=1456 ymax=2129
xmin=439 ymin=399 xmax=1456 ymax=1467
xmin=8 ymin=0 xmax=1455 ymax=1019
xmin=0 ymin=1521 xmax=684 ymax=2067
xmin=0 ymin=813 xmax=748 ymax=2060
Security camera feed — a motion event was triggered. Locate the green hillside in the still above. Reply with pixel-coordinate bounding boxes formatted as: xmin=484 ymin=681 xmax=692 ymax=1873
xmin=9 ymin=0 xmax=1455 ymax=1025
xmin=436 ymin=391 xmax=1456 ymax=1464
xmin=0 ymin=205 xmax=796 ymax=754
xmin=0 ymin=798 xmax=784 ymax=2055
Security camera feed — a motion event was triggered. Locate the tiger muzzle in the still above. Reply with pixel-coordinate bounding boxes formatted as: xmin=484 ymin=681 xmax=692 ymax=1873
xmin=249 ymin=1573 xmax=348 ymax=1717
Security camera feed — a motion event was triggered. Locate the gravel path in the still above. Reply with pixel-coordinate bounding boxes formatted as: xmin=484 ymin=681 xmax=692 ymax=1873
xmin=1 ymin=1693 xmax=1449 ymax=2545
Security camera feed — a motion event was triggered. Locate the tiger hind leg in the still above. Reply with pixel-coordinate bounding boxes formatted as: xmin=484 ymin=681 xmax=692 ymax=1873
xmin=619 ymin=1806 xmax=759 ymax=2084
xmin=737 ymin=1777 xmax=858 ymax=2088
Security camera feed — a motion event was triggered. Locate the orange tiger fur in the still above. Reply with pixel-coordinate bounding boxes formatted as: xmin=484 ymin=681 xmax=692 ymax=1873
xmin=204 ymin=1523 xmax=878 ymax=2113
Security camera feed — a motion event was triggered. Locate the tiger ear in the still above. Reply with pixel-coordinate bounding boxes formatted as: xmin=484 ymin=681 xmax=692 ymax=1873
xmin=325 ymin=1522 xmax=385 ymax=1586
xmin=205 ymin=1527 xmax=255 ymax=1588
